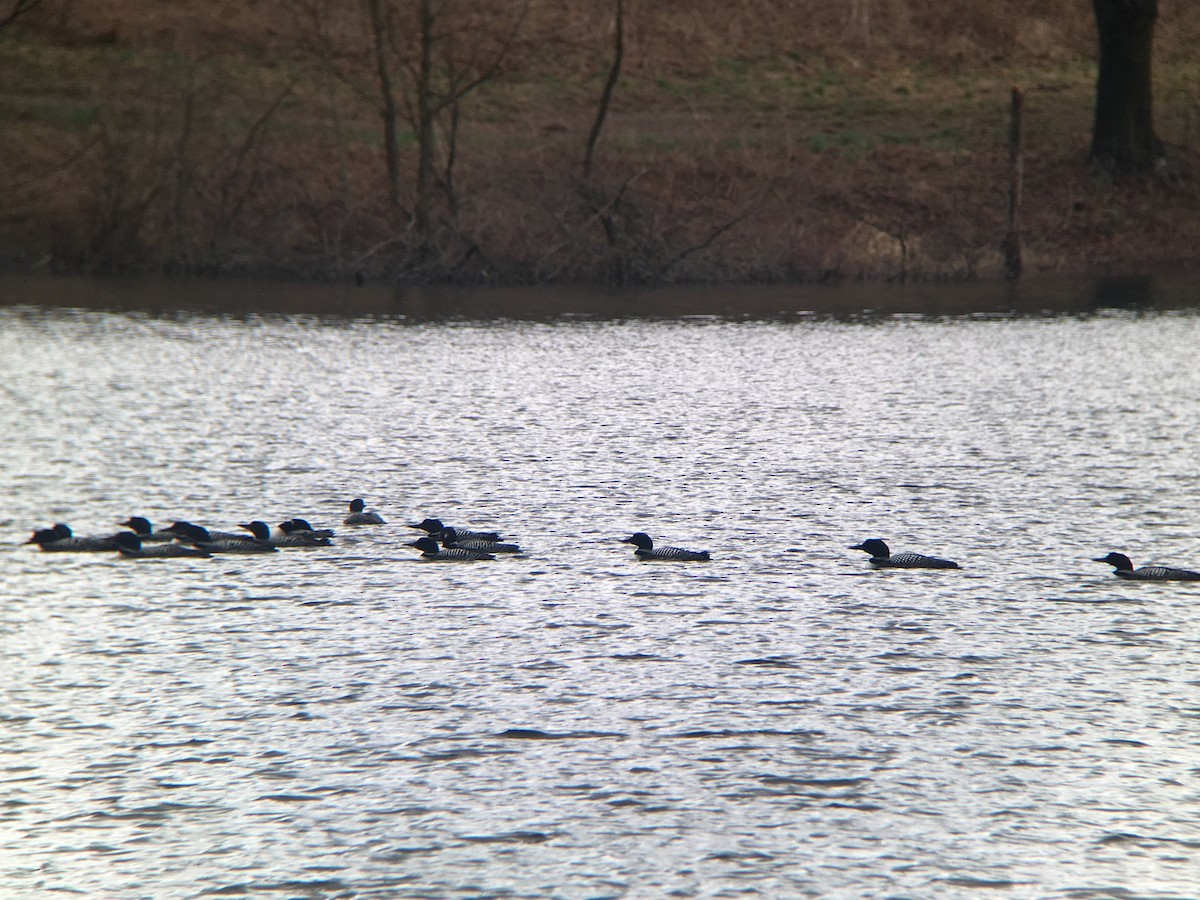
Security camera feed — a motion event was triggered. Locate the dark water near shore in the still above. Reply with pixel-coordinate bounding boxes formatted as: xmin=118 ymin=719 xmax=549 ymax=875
xmin=1 ymin=271 xmax=1194 ymax=319
xmin=2 ymin=276 xmax=1199 ymax=898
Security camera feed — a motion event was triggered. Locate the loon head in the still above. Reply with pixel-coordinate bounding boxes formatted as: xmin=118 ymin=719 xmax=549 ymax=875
xmin=285 ymin=518 xmax=316 ymax=532
xmin=406 ymin=537 xmax=440 ymax=554
xmin=167 ymin=521 xmax=210 ymax=543
xmin=850 ymin=538 xmax=891 ymax=558
xmin=239 ymin=521 xmax=271 ymax=541
xmin=190 ymin=525 xmax=214 ymax=543
xmin=348 ymin=498 xmax=369 ymax=513
xmin=26 ymin=526 xmax=61 ymax=545
xmin=410 ymin=518 xmax=445 ymax=533
xmin=114 ymin=532 xmax=142 ymax=552
xmin=621 ymin=532 xmax=654 ymax=551
xmin=120 ymin=516 xmax=152 ymax=535
xmin=440 ymin=526 xmax=460 ymax=542
xmin=1094 ymin=552 xmax=1134 ymax=571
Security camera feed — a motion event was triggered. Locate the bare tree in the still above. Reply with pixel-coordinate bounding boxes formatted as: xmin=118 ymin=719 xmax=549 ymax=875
xmin=358 ymin=0 xmax=530 ymax=263
xmin=1090 ymin=0 xmax=1164 ymax=174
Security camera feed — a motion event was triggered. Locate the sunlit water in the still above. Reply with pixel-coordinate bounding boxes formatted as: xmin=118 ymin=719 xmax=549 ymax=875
xmin=2 ymin=280 xmax=1200 ymax=898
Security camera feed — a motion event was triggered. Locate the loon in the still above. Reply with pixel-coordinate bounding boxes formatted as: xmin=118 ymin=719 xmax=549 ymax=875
xmin=165 ymin=522 xmax=277 ymax=554
xmin=406 ymin=536 xmax=495 ymax=561
xmin=163 ymin=520 xmax=255 ymax=544
xmin=119 ymin=517 xmax=175 ymax=543
xmin=344 ymin=498 xmax=386 ymax=525
xmin=620 ymin=532 xmax=711 ymax=561
xmin=409 ymin=518 xmax=502 ymax=542
xmin=25 ymin=523 xmax=119 ymax=552
xmin=439 ymin=526 xmax=520 ymax=554
xmin=114 ymin=532 xmax=212 ymax=559
xmin=850 ymin=538 xmax=960 ymax=569
xmin=280 ymin=518 xmax=335 ymax=539
xmin=1094 ymin=552 xmax=1200 ymax=581
xmin=240 ymin=520 xmax=332 ymax=547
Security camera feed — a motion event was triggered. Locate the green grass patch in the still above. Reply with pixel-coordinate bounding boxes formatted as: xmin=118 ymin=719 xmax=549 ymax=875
xmin=0 ymin=98 xmax=101 ymax=130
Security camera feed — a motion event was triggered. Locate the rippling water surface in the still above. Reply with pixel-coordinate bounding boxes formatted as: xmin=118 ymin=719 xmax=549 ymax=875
xmin=2 ymin=280 xmax=1199 ymax=898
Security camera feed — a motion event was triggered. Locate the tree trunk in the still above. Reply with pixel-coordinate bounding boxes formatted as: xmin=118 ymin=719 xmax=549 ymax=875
xmin=366 ymin=0 xmax=404 ymax=209
xmin=1003 ymin=87 xmax=1023 ymax=280
xmin=583 ymin=0 xmax=623 ymax=181
xmin=1090 ymin=0 xmax=1164 ymax=174
xmin=414 ymin=0 xmax=437 ymax=261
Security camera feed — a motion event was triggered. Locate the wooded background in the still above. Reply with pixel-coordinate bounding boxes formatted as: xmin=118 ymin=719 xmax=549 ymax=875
xmin=2 ymin=1 xmax=1198 ymax=283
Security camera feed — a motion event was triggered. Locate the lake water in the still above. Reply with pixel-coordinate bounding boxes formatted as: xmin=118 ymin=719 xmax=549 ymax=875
xmin=2 ymin=276 xmax=1199 ymax=898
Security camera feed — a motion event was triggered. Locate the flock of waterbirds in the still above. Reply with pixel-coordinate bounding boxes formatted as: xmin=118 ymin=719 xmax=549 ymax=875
xmin=20 ymin=498 xmax=1200 ymax=581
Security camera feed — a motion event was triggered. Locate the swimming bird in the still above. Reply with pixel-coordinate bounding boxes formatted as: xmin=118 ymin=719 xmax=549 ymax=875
xmin=620 ymin=532 xmax=711 ymax=561
xmin=114 ymin=532 xmax=212 ymax=559
xmin=240 ymin=520 xmax=332 ymax=547
xmin=25 ymin=523 xmax=119 ymax=552
xmin=439 ymin=525 xmax=520 ymax=554
xmin=409 ymin=518 xmax=502 ymax=542
xmin=162 ymin=520 xmax=256 ymax=544
xmin=1093 ymin=552 xmax=1200 ymax=581
xmin=406 ymin=536 xmax=495 ymax=560
xmin=849 ymin=538 xmax=959 ymax=569
xmin=118 ymin=516 xmax=175 ymax=543
xmin=165 ymin=522 xmax=277 ymax=554
xmin=280 ymin=518 xmax=335 ymax=539
xmin=344 ymin=498 xmax=386 ymax=525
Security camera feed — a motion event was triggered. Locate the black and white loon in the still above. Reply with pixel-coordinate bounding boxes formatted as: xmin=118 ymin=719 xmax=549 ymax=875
xmin=1094 ymin=552 xmax=1200 ymax=581
xmin=280 ymin=518 xmax=335 ymax=540
xmin=164 ymin=521 xmax=277 ymax=554
xmin=240 ymin=520 xmax=332 ymax=547
xmin=406 ymin=536 xmax=495 ymax=560
xmin=409 ymin=518 xmax=501 ymax=542
xmin=163 ymin=521 xmax=254 ymax=544
xmin=114 ymin=532 xmax=212 ymax=559
xmin=620 ymin=532 xmax=711 ymax=561
xmin=439 ymin=526 xmax=520 ymax=554
xmin=850 ymin=538 xmax=959 ymax=569
xmin=25 ymin=523 xmax=119 ymax=552
xmin=119 ymin=517 xmax=175 ymax=543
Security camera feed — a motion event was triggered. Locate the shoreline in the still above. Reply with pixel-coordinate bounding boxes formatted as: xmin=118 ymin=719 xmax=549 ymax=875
xmin=2 ymin=269 xmax=1195 ymax=320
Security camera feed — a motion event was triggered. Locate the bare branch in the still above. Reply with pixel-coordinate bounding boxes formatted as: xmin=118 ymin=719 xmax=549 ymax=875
xmin=351 ymin=237 xmax=402 ymax=270
xmin=659 ymin=205 xmax=755 ymax=279
xmin=428 ymin=0 xmax=531 ymax=117
xmin=535 ymin=170 xmax=645 ymax=280
xmin=0 ymin=0 xmax=38 ymax=30
xmin=212 ymin=73 xmax=301 ymax=234
xmin=583 ymin=0 xmax=624 ymax=181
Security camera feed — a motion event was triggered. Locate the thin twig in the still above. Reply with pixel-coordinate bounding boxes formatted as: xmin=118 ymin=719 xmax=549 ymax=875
xmin=583 ymin=0 xmax=623 ymax=181
xmin=535 ymin=170 xmax=644 ymax=280
xmin=0 ymin=0 xmax=38 ymax=30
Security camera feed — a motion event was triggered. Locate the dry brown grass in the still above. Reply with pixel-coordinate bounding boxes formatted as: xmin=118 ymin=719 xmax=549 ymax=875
xmin=2 ymin=0 xmax=1199 ymax=283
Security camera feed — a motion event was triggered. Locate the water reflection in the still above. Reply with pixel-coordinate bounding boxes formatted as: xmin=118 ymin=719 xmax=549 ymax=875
xmin=1088 ymin=274 xmax=1159 ymax=310
xmin=2 ymin=271 xmax=1198 ymax=320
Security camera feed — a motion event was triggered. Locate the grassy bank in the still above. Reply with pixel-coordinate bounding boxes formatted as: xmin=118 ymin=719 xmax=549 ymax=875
xmin=2 ymin=1 xmax=1199 ymax=285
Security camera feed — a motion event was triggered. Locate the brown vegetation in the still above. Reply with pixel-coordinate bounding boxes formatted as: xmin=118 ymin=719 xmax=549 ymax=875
xmin=2 ymin=0 xmax=1199 ymax=285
